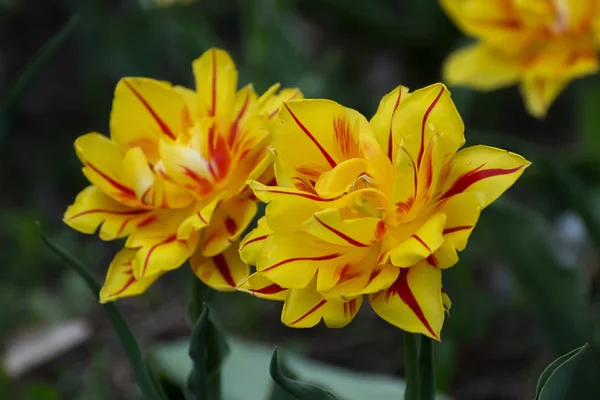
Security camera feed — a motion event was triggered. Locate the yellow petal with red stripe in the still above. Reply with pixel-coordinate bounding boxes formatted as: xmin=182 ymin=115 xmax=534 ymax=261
xmin=385 ymin=212 xmax=447 ymax=267
xmin=64 ymin=186 xmax=156 ymax=241
xmin=370 ymin=262 xmax=444 ymax=340
xmin=318 ymin=245 xmax=378 ymax=296
xmin=361 ymin=265 xmax=400 ymax=294
xmin=257 ymin=85 xmax=303 ymax=120
xmin=274 ymin=99 xmax=364 ymax=180
xmin=390 ymin=83 xmax=464 ymax=166
xmin=443 ymin=44 xmax=521 ymax=91
xmin=193 ymin=48 xmax=238 ymax=119
xmin=442 ymin=287 xmax=452 ymax=314
xmin=237 ymin=273 xmax=288 ymax=300
xmin=314 ymin=158 xmax=369 ymax=198
xmin=111 ymin=78 xmax=190 ymax=164
xmin=158 ymin=139 xmax=215 ymax=197
xmin=75 ymin=133 xmax=140 ymax=207
xmin=239 ymin=216 xmax=272 ymax=266
xmin=282 ymin=280 xmax=363 ymax=328
xmin=256 ymin=232 xmax=351 ymax=289
xmin=190 ymin=243 xmax=249 ymax=291
xmin=369 ymin=85 xmax=410 ymax=159
xmin=437 ymin=145 xmax=530 ymax=209
xmin=99 ymin=248 xmax=162 ymax=303
xmin=200 ymin=197 xmax=258 ymax=257
xmin=304 ymin=208 xmax=384 ymax=248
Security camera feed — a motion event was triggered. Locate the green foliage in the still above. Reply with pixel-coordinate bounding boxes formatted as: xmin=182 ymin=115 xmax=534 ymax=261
xmin=535 ymin=343 xmax=589 ymax=400
xmin=187 ymin=305 xmax=230 ymax=400
xmin=39 ymin=227 xmax=166 ymax=400
xmin=269 ymin=348 xmax=338 ymax=400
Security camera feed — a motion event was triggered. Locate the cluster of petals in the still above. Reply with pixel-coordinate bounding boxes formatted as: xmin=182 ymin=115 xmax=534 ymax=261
xmin=441 ymin=0 xmax=600 ymax=117
xmin=63 ymin=48 xmax=301 ymax=302
xmin=238 ymin=83 xmax=529 ymax=339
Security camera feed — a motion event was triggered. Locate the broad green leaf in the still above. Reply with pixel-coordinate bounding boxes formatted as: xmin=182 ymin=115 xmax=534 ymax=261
xmin=187 ymin=304 xmax=229 ymax=400
xmin=270 ymin=348 xmax=338 ymax=400
xmin=152 ymin=337 xmax=433 ymax=400
xmin=481 ymin=201 xmax=590 ymax=353
xmin=535 ymin=343 xmax=589 ymax=400
xmin=39 ymin=227 xmax=165 ymax=400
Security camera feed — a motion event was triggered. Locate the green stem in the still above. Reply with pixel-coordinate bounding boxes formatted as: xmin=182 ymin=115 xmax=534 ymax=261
xmin=403 ymin=332 xmax=421 ymax=400
xmin=419 ymin=337 xmax=436 ymax=400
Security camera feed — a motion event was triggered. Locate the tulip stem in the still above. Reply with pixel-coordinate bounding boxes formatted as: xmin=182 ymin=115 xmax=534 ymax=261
xmin=403 ymin=332 xmax=421 ymax=400
xmin=419 ymin=337 xmax=436 ymax=400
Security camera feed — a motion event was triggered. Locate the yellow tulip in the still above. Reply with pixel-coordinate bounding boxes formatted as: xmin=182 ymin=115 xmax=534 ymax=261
xmin=440 ymin=0 xmax=600 ymax=117
xmin=63 ymin=48 xmax=301 ymax=303
xmin=238 ymin=83 xmax=529 ymax=339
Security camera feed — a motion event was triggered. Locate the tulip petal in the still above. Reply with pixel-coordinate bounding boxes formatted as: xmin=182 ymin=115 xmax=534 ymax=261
xmin=370 ymin=85 xmax=410 ymax=160
xmin=314 ymin=158 xmax=370 ymax=198
xmin=75 ymin=133 xmax=140 ymax=206
xmin=190 ymin=243 xmax=249 ymax=291
xmin=257 ymin=85 xmax=303 ymax=120
xmin=442 ymin=287 xmax=452 ymax=314
xmin=256 ymin=232 xmax=352 ymax=289
xmin=437 ymin=145 xmax=530 ymax=208
xmin=304 ymin=208 xmax=384 ymax=248
xmin=193 ymin=48 xmax=238 ymax=119
xmin=439 ymin=0 xmax=530 ymax=50
xmin=520 ymin=77 xmax=568 ymax=118
xmin=274 ymin=99 xmax=369 ymax=184
xmin=391 ymin=84 xmax=465 ymax=168
xmin=111 ymin=78 xmax=190 ymax=163
xmin=443 ymin=44 xmax=521 ymax=91
xmin=201 ymin=197 xmax=258 ymax=257
xmin=282 ymin=281 xmax=363 ymax=328
xmin=239 ymin=216 xmax=272 ymax=266
xmin=361 ymin=265 xmax=400 ymax=294
xmin=370 ymin=262 xmax=444 ymax=340
xmin=99 ymin=248 xmax=162 ymax=303
xmin=64 ymin=186 xmax=156 ymax=240
xmin=237 ymin=273 xmax=288 ymax=300
xmin=126 ymin=210 xmax=201 ymax=278
xmin=385 ymin=212 xmax=447 ymax=267
xmin=158 ymin=139 xmax=215 ymax=197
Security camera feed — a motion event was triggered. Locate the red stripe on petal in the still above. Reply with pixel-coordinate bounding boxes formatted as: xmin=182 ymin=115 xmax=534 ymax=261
xmin=250 ymin=283 xmax=286 ymax=296
xmin=230 ymin=89 xmax=251 ymax=145
xmin=197 ymin=212 xmax=208 ymax=225
xmin=85 ymin=162 xmax=137 ymax=199
xmin=123 ymin=80 xmax=176 ymax=140
xmin=443 ymin=225 xmax=473 ymax=235
xmin=180 ymin=165 xmax=213 ymax=194
xmin=257 ymin=188 xmax=346 ymax=202
xmin=412 ymin=234 xmax=432 ymax=252
xmin=66 ymin=208 xmax=147 ymax=220
xmin=417 ymin=86 xmax=444 ymax=168
xmin=290 ymin=299 xmax=327 ymax=325
xmin=137 ymin=215 xmax=158 ymax=228
xmin=141 ymin=235 xmax=177 ymax=277
xmin=213 ymin=253 xmax=236 ymax=288
xmin=110 ymin=275 xmax=137 ymax=297
xmin=387 ymin=269 xmax=437 ymax=339
xmin=426 ymin=254 xmax=438 ymax=267
xmin=225 ymin=217 xmax=238 ymax=236
xmin=116 ymin=217 xmax=134 ymax=237
xmin=388 ymin=89 xmax=403 ymax=160
xmin=441 ymin=164 xmax=524 ymax=200
xmin=283 ymin=103 xmax=337 ymax=168
xmin=263 ymin=253 xmax=341 ymax=272
xmin=313 ymin=215 xmax=368 ymax=247
xmin=240 ymin=234 xmax=269 ymax=249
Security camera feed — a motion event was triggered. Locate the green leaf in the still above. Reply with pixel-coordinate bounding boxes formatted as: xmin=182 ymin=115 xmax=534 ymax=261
xmin=481 ymin=201 xmax=590 ymax=353
xmin=0 ymin=15 xmax=80 ymax=140
xmin=39 ymin=227 xmax=165 ymax=400
xmin=187 ymin=304 xmax=230 ymax=400
xmin=535 ymin=343 xmax=589 ymax=400
xmin=269 ymin=348 xmax=338 ymax=400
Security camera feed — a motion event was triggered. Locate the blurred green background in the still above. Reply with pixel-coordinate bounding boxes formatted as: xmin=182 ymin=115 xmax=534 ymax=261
xmin=2 ymin=0 xmax=600 ymax=399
